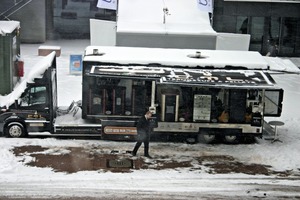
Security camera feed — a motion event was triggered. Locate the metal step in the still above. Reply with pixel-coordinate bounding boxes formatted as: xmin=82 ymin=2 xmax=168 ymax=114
xmin=54 ymin=124 xmax=102 ymax=135
xmin=263 ymin=120 xmax=275 ymax=139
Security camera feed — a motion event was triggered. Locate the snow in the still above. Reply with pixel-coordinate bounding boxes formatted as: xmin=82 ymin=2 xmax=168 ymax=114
xmin=0 ymin=40 xmax=300 ymax=199
xmin=38 ymin=45 xmax=61 ymax=50
xmin=85 ymin=46 xmax=270 ymax=69
xmin=117 ymin=0 xmax=216 ymax=35
xmin=0 ymin=52 xmax=56 ymax=108
xmin=264 ymin=56 xmax=300 ymax=73
xmin=84 ymin=46 xmax=300 ymax=74
xmin=0 ymin=21 xmax=20 ymax=35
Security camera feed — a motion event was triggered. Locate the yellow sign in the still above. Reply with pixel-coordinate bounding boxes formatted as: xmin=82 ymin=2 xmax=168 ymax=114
xmin=27 ymin=114 xmax=43 ymax=119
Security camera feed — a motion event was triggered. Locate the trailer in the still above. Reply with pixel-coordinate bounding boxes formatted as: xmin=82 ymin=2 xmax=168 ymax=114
xmin=81 ymin=46 xmax=283 ymax=143
xmin=0 ymin=47 xmax=284 ymax=143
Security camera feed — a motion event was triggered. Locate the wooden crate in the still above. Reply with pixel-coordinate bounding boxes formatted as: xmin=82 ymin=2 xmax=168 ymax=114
xmin=38 ymin=46 xmax=61 ymax=57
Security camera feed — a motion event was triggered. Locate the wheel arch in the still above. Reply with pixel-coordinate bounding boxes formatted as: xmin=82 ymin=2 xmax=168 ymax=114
xmin=198 ymin=128 xmax=219 ymax=144
xmin=4 ymin=117 xmax=28 ymax=137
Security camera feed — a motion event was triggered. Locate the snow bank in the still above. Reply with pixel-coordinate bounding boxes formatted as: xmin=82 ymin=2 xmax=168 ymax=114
xmin=0 ymin=21 xmax=20 ymax=35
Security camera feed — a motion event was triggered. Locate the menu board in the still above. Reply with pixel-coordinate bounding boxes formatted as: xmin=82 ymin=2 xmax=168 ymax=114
xmin=193 ymin=94 xmax=211 ymax=122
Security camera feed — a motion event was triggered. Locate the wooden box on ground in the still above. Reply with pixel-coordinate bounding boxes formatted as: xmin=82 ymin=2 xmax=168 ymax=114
xmin=38 ymin=46 xmax=61 ymax=57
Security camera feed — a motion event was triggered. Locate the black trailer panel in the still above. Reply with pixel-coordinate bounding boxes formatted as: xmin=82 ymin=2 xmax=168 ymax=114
xmin=81 ymin=64 xmax=283 ymax=142
xmin=54 ymin=124 xmax=101 ymax=135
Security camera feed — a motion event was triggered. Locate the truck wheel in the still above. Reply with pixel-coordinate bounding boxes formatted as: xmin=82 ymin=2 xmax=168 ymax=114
xmin=224 ymin=135 xmax=239 ymax=144
xmin=198 ymin=131 xmax=216 ymax=144
xmin=5 ymin=122 xmax=26 ymax=138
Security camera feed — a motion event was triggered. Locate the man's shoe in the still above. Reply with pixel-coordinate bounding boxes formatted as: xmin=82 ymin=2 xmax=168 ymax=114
xmin=131 ymin=152 xmax=136 ymax=156
xmin=145 ymin=155 xmax=152 ymax=159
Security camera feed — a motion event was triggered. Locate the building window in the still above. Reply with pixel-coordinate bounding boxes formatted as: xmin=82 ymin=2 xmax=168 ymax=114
xmin=53 ymin=0 xmax=116 ymax=39
xmin=280 ymin=17 xmax=300 ymax=56
xmin=213 ymin=2 xmax=300 ymax=57
xmin=249 ymin=17 xmax=265 ymax=53
xmin=237 ymin=17 xmax=248 ymax=34
xmin=21 ymin=86 xmax=47 ymax=108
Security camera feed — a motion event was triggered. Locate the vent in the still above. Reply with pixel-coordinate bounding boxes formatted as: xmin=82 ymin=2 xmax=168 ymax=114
xmin=93 ymin=49 xmax=105 ymax=56
xmin=187 ymin=51 xmax=207 ymax=59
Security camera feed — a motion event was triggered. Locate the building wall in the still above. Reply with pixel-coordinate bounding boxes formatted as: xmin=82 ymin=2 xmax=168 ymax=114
xmin=1 ymin=0 xmax=300 ymax=57
xmin=213 ymin=1 xmax=300 ymax=57
xmin=10 ymin=0 xmax=46 ymax=43
xmin=0 ymin=0 xmax=16 ymax=15
xmin=52 ymin=0 xmax=115 ymax=39
xmin=116 ymin=33 xmax=217 ymax=50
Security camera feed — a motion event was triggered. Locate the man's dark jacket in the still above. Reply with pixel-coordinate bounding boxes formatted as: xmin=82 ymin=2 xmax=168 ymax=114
xmin=136 ymin=116 xmax=150 ymax=142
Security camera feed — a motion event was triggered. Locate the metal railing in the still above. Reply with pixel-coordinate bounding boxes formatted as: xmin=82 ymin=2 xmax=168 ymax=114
xmin=0 ymin=0 xmax=32 ymax=20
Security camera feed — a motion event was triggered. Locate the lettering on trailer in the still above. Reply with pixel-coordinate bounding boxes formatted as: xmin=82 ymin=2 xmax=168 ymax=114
xmin=163 ymin=70 xmax=270 ymax=86
xmin=104 ymin=126 xmax=137 ymax=135
xmin=91 ymin=66 xmax=164 ymax=78
xmin=90 ymin=66 xmax=272 ymax=87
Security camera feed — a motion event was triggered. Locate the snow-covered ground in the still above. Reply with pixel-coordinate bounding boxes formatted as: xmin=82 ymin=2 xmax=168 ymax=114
xmin=0 ymin=40 xmax=300 ymax=199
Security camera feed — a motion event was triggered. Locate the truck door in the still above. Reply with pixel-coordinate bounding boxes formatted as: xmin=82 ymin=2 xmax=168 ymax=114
xmin=229 ymin=89 xmax=247 ymax=123
xmin=19 ymin=85 xmax=51 ymax=132
xmin=264 ymin=89 xmax=284 ymax=117
xmin=161 ymin=89 xmax=180 ymax=122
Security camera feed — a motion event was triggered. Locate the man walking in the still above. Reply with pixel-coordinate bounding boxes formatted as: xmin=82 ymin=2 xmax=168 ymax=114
xmin=132 ymin=111 xmax=153 ymax=158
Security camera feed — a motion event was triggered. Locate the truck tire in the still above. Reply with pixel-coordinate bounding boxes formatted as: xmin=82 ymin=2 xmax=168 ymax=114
xmin=198 ymin=131 xmax=216 ymax=144
xmin=5 ymin=122 xmax=26 ymax=138
xmin=224 ymin=135 xmax=240 ymax=144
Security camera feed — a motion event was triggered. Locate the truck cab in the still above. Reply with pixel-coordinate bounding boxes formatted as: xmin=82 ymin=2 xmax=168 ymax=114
xmin=0 ymin=52 xmax=57 ymax=137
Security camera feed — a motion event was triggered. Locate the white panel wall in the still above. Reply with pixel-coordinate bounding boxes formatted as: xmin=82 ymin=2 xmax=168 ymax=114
xmin=90 ymin=19 xmax=116 ymax=46
xmin=216 ymin=33 xmax=250 ymax=51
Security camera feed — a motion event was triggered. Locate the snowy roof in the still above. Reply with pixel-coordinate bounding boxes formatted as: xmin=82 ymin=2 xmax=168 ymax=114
xmin=84 ymin=46 xmax=269 ymax=70
xmin=117 ymin=0 xmax=216 ymax=36
xmin=0 ymin=52 xmax=56 ymax=108
xmin=263 ymin=57 xmax=300 ymax=73
xmin=0 ymin=21 xmax=20 ymax=35
xmin=289 ymin=57 xmax=300 ymax=68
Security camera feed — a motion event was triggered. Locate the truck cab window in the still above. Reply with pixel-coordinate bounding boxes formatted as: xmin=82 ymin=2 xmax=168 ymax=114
xmin=20 ymin=86 xmax=47 ymax=108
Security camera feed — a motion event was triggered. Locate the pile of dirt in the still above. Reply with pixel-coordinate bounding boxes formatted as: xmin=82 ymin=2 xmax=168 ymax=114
xmin=11 ymin=145 xmax=293 ymax=176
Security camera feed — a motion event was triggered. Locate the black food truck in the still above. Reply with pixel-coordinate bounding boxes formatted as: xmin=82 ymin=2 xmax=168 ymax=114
xmin=0 ymin=47 xmax=284 ymax=143
xmin=81 ymin=46 xmax=283 ymax=143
